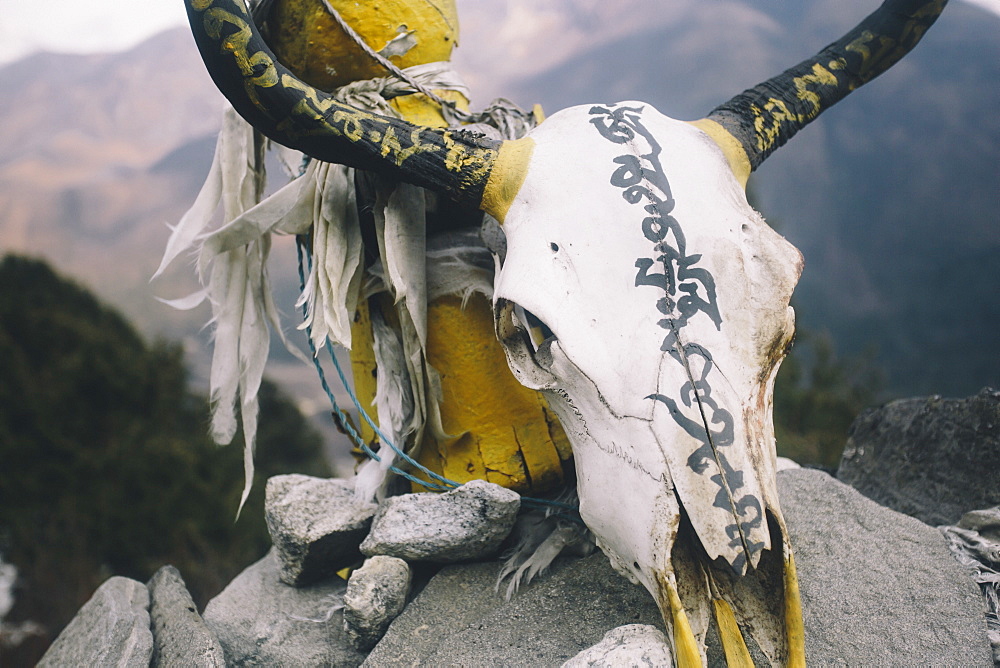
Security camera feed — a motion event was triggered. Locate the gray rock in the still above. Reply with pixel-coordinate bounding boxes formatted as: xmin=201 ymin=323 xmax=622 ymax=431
xmin=780 ymin=468 xmax=991 ymax=666
xmin=364 ymin=469 xmax=990 ymax=666
xmin=839 ymin=388 xmax=1000 ymax=525
xmin=343 ymin=556 xmax=412 ymax=651
xmin=265 ymin=474 xmax=378 ymax=586
xmin=203 ymin=549 xmax=367 ymax=667
xmin=147 ymin=565 xmax=225 ymax=667
xmin=360 ymin=479 xmax=520 ymax=562
xmin=363 ymin=549 xmax=664 ymax=667
xmin=562 ymin=624 xmax=673 ymax=667
xmin=37 ymin=576 xmax=152 ymax=668
xmin=775 ymin=456 xmax=801 ymax=471
xmin=960 ymin=506 xmax=1000 ymax=541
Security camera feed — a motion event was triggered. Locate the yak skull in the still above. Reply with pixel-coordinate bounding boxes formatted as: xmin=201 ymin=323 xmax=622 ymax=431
xmin=494 ymin=102 xmax=802 ymax=631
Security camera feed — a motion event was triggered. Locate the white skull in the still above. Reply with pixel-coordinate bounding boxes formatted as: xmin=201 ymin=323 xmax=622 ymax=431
xmin=493 ymin=102 xmax=803 ymax=612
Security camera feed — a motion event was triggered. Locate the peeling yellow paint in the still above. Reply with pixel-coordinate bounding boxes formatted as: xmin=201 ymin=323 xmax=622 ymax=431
xmin=746 ymin=29 xmax=899 ymax=155
xmin=409 ymin=293 xmax=569 ymax=494
xmin=543 ymin=403 xmax=574 ymax=462
xmin=713 ymin=598 xmax=754 ymax=667
xmin=203 ymin=8 xmax=279 ymax=111
xmin=268 ymin=0 xmax=460 ymax=90
xmin=793 ymin=62 xmax=838 ymax=120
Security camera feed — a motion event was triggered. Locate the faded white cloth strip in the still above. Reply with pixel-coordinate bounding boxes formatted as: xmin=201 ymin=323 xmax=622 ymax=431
xmin=154 ymin=60 xmax=537 ymax=504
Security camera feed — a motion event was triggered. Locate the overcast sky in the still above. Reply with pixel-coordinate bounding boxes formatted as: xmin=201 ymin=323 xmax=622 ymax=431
xmin=1 ymin=0 xmax=998 ymax=66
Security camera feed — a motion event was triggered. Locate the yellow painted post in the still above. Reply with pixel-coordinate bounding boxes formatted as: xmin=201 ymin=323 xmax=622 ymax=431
xmin=413 ymin=294 xmax=569 ymax=494
xmin=348 ymin=298 xmax=379 ymax=460
xmin=270 ymin=0 xmax=572 ymax=497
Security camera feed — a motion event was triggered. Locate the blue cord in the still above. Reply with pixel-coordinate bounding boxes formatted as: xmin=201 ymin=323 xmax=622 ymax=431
xmin=295 ymin=237 xmax=452 ymax=492
xmin=295 ymin=235 xmax=581 ymax=520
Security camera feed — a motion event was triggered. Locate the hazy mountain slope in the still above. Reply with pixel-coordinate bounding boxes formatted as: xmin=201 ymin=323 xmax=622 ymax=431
xmin=0 ymin=1 xmax=995 ymax=401
xmin=0 ymin=29 xmax=221 ymax=170
xmin=0 ymin=29 xmax=224 ymax=337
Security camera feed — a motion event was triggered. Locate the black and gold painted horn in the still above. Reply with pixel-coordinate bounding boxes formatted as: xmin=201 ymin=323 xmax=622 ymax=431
xmin=187 ymin=0 xmax=947 ymax=218
xmin=695 ymin=0 xmax=948 ymax=187
xmin=183 ymin=0 xmax=530 ymax=221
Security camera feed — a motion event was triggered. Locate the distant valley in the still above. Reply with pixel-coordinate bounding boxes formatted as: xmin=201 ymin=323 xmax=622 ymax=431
xmin=1 ymin=0 xmax=996 ymax=429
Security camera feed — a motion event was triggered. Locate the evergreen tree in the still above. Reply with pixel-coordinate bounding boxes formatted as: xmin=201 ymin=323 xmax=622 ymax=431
xmin=746 ymin=188 xmax=885 ymax=470
xmin=773 ymin=328 xmax=884 ymax=469
xmin=0 ymin=255 xmax=329 ymax=664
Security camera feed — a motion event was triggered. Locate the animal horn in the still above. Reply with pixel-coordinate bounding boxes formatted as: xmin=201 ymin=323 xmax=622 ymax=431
xmin=183 ymin=0 xmax=530 ymax=221
xmin=698 ymin=0 xmax=948 ymax=179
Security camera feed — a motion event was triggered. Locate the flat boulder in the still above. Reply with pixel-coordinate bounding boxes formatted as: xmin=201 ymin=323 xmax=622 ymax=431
xmin=37 ymin=576 xmax=152 ymax=668
xmin=360 ymin=479 xmax=520 ymax=563
xmin=562 ymin=625 xmax=674 ymax=667
xmin=780 ymin=468 xmax=990 ymax=665
xmin=364 ymin=469 xmax=990 ymax=666
xmin=147 ymin=565 xmax=225 ymax=667
xmin=838 ymin=388 xmax=1000 ymax=525
xmin=203 ymin=549 xmax=367 ymax=667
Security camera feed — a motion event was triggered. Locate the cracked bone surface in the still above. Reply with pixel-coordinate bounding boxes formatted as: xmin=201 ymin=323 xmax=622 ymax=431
xmin=494 ymin=103 xmax=802 ymax=662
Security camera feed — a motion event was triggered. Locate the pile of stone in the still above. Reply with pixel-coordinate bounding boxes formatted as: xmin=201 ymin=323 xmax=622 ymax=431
xmin=38 ymin=390 xmax=998 ymax=666
xmin=37 ymin=475 xmax=525 ymax=666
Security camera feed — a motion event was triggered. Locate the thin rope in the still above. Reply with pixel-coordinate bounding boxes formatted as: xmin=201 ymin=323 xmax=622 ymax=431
xmin=317 ymin=0 xmax=471 ymax=121
xmin=295 ymin=235 xmax=580 ymax=518
xmin=296 ymin=236 xmax=453 ymax=491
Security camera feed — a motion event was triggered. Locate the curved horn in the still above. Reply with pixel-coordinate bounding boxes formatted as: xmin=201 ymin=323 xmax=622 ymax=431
xmin=183 ymin=0 xmax=530 ymax=220
xmin=699 ymin=0 xmax=947 ymax=178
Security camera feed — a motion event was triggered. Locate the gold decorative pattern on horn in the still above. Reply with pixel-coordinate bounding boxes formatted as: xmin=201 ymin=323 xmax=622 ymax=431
xmin=184 ymin=0 xmax=504 ymax=211
xmin=706 ymin=0 xmax=948 ymax=171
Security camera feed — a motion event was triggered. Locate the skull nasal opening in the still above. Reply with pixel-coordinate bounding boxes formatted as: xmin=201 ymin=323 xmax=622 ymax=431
xmin=494 ymin=298 xmax=559 ymax=389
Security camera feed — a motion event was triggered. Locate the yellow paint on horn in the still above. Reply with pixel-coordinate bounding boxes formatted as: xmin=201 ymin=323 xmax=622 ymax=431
xmin=688 ymin=118 xmax=751 ymax=189
xmin=713 ymin=598 xmax=754 ymax=668
xmin=784 ymin=549 xmax=807 ymax=668
xmin=665 ymin=579 xmax=703 ymax=668
xmin=481 ymin=137 xmax=534 ymax=223
xmin=531 ymin=103 xmax=546 ymax=125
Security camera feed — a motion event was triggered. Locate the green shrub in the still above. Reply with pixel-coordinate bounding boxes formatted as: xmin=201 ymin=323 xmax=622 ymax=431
xmin=0 ymin=255 xmax=329 ymax=662
xmin=773 ymin=329 xmax=884 ymax=470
